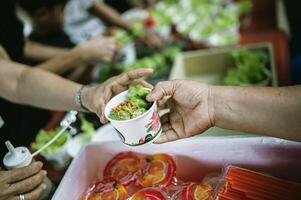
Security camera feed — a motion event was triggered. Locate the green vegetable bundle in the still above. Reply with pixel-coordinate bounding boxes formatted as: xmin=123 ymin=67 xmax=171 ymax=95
xmin=224 ymin=48 xmax=270 ymax=86
xmin=123 ymin=46 xmax=181 ymax=76
xmin=97 ymin=46 xmax=181 ymax=82
xmin=150 ymin=0 xmax=252 ymax=46
xmin=31 ymin=127 xmax=68 ymax=154
xmin=80 ymin=116 xmax=95 ymax=142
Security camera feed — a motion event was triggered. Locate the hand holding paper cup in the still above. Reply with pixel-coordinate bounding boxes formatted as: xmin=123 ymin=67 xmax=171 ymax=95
xmin=105 ymin=85 xmax=162 ymax=146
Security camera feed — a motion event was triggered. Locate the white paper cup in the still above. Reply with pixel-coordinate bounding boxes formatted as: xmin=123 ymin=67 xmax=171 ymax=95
xmin=105 ymin=90 xmax=162 ymax=146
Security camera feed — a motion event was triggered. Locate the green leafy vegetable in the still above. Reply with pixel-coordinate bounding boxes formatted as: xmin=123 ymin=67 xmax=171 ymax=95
xmin=123 ymin=46 xmax=181 ymax=76
xmin=151 ymin=0 xmax=252 ymax=46
xmin=80 ymin=116 xmax=95 ymax=142
xmin=224 ymin=48 xmax=270 ymax=86
xmin=109 ymin=84 xmax=152 ymax=120
xmin=31 ymin=128 xmax=68 ymax=154
xmin=97 ymin=46 xmax=180 ymax=83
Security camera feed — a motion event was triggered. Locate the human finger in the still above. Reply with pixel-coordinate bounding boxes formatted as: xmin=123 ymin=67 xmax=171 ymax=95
xmin=115 ymin=69 xmax=153 ymax=86
xmin=160 ymin=114 xmax=169 ymax=124
xmin=157 ymin=96 xmax=170 ymax=109
xmin=154 ymin=128 xmax=179 ymax=144
xmin=10 ymin=183 xmax=47 ymax=200
xmin=131 ymin=79 xmax=153 ymax=89
xmin=146 ymin=81 xmax=178 ymax=102
xmin=8 ymin=162 xmax=43 ymax=184
xmin=8 ymin=170 xmax=46 ymax=195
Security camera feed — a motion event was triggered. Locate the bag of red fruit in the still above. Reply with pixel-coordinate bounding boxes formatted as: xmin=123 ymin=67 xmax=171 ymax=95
xmin=83 ymin=177 xmax=127 ymax=200
xmin=103 ymin=152 xmax=177 ymax=196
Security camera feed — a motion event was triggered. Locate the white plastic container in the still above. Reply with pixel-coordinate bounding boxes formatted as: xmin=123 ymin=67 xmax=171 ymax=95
xmin=3 ymin=141 xmax=32 ymax=169
xmin=104 ymin=90 xmax=162 ymax=146
xmin=53 ymin=136 xmax=301 ymax=200
xmin=169 ymin=43 xmax=277 ymax=86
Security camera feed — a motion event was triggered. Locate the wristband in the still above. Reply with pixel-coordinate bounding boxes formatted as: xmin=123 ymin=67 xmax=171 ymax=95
xmin=75 ymin=85 xmax=90 ymax=112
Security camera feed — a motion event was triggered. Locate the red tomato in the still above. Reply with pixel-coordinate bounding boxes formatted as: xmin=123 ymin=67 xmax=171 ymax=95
xmin=130 ymin=188 xmax=167 ymax=200
xmin=104 ymin=152 xmax=145 ymax=184
xmin=137 ymin=153 xmax=176 ymax=188
xmin=144 ymin=16 xmax=156 ymax=28
xmin=182 ymin=183 xmax=213 ymax=200
xmin=83 ymin=177 xmax=127 ymax=200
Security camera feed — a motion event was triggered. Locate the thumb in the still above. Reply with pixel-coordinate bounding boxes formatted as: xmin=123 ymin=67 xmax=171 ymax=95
xmin=146 ymin=81 xmax=177 ymax=102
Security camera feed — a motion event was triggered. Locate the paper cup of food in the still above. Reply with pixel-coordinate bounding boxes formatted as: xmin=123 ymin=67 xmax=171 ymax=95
xmin=105 ymin=84 xmax=162 ymax=146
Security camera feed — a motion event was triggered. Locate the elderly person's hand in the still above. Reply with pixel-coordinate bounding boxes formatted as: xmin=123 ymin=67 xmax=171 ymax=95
xmin=146 ymin=80 xmax=213 ymax=143
xmin=82 ymin=68 xmax=153 ymax=123
xmin=74 ymin=36 xmax=118 ymax=64
xmin=0 ymin=162 xmax=47 ymax=200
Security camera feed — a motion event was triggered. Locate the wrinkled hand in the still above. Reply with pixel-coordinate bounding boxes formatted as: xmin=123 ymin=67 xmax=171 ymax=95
xmin=75 ymin=36 xmax=118 ymax=64
xmin=0 ymin=162 xmax=47 ymax=200
xmin=146 ymin=80 xmax=213 ymax=143
xmin=143 ymin=29 xmax=163 ymax=50
xmin=82 ymin=68 xmax=153 ymax=123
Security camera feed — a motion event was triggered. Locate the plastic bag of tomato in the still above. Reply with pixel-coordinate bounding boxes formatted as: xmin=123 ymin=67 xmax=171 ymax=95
xmin=83 ymin=152 xmax=214 ymax=200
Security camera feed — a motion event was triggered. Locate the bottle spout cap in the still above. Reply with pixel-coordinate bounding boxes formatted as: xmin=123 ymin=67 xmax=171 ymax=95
xmin=3 ymin=141 xmax=32 ymax=169
xmin=5 ymin=141 xmax=16 ymax=155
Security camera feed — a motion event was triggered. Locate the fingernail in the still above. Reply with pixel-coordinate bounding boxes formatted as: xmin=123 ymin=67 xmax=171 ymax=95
xmin=42 ymin=184 xmax=47 ymax=190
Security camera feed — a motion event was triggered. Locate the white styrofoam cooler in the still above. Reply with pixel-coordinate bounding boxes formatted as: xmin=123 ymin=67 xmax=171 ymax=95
xmin=53 ymin=136 xmax=301 ymax=199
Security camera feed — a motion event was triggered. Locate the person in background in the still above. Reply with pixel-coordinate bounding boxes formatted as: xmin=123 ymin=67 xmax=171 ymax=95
xmin=145 ymin=80 xmax=301 ymax=143
xmin=0 ymin=46 xmax=153 ymax=199
xmin=17 ymin=0 xmax=118 ymax=81
xmin=18 ymin=0 xmax=73 ymax=49
xmin=63 ymin=0 xmax=163 ymax=49
xmin=0 ymin=0 xmax=118 ymax=156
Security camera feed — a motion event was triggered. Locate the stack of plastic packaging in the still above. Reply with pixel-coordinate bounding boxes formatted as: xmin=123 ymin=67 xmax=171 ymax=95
xmin=83 ymin=152 xmax=215 ymax=200
xmin=216 ymin=166 xmax=301 ymax=200
xmin=83 ymin=152 xmax=301 ymax=200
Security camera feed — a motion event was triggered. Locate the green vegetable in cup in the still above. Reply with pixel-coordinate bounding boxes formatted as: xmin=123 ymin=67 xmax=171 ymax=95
xmin=109 ymin=84 xmax=152 ymax=120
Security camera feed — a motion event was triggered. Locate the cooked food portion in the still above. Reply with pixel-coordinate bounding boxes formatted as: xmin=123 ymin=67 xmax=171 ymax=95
xmin=109 ymin=84 xmax=152 ymax=120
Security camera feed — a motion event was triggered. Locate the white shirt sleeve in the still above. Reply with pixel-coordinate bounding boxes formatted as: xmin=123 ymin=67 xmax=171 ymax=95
xmin=79 ymin=0 xmax=103 ymax=10
xmin=64 ymin=0 xmax=106 ymax=44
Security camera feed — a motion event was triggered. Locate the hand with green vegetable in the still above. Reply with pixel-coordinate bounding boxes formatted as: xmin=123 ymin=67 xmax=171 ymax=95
xmin=0 ymin=162 xmax=47 ymax=200
xmin=81 ymin=69 xmax=153 ymax=123
xmin=147 ymin=80 xmax=301 ymax=143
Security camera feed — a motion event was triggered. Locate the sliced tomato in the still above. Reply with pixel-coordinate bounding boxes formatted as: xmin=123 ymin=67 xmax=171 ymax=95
xmin=182 ymin=183 xmax=213 ymax=200
xmin=130 ymin=188 xmax=167 ymax=200
xmin=84 ymin=177 xmax=127 ymax=200
xmin=137 ymin=153 xmax=176 ymax=188
xmin=104 ymin=152 xmax=145 ymax=185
